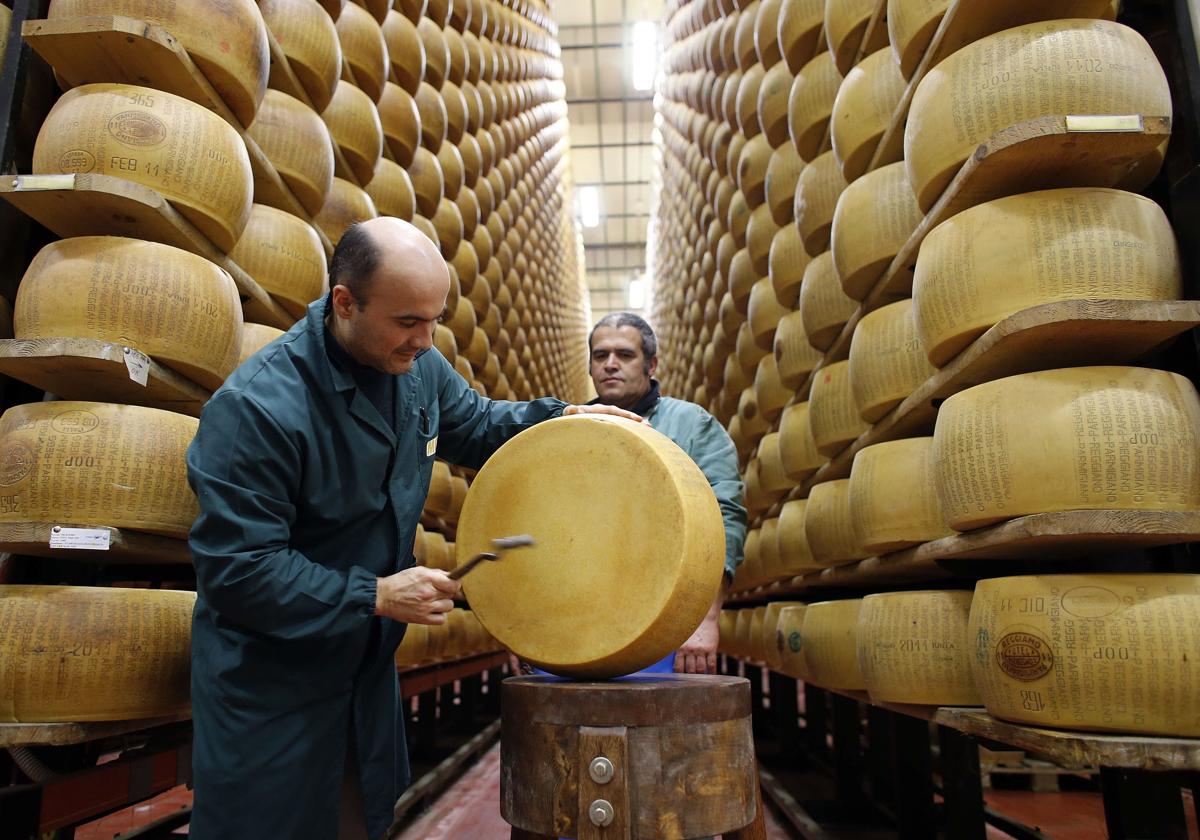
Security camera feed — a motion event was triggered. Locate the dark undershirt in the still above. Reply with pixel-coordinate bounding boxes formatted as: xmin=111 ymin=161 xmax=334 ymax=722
xmin=325 ymin=319 xmax=396 ymax=429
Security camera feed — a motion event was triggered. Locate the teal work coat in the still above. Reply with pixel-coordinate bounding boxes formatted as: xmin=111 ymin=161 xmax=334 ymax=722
xmin=186 ymin=297 xmax=565 ymax=839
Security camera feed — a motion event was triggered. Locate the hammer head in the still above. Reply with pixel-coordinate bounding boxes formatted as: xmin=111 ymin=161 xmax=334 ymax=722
xmin=491 ymin=534 xmax=535 ymax=551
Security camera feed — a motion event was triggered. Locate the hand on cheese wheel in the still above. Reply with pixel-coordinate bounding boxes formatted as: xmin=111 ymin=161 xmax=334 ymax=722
xmin=456 ymin=415 xmax=725 ymax=678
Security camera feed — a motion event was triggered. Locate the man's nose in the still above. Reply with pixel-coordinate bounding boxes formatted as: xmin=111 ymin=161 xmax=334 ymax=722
xmin=413 ymin=325 xmax=435 ymax=349
xmin=603 ymin=354 xmax=619 ymax=369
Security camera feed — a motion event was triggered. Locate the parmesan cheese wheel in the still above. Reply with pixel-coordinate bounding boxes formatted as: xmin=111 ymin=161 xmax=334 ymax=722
xmin=378 ymin=82 xmax=422 ymax=168
xmin=47 ymin=0 xmax=270 ymax=127
xmin=831 ymin=161 xmax=923 ymax=301
xmin=757 ymin=60 xmax=794 ymax=147
xmin=770 ymin=225 xmax=811 ymax=309
xmin=737 ymin=64 xmax=768 ymax=138
xmin=33 ymin=83 xmax=253 ymax=253
xmin=849 ymin=437 xmax=952 ymax=552
xmin=415 ymin=81 xmax=448 ymax=151
xmin=858 ymin=590 xmax=980 ymax=705
xmin=457 ymin=416 xmax=726 ymax=678
xmin=425 ymin=460 xmax=453 ymax=516
xmin=825 ymin=0 xmax=883 ymax=74
xmin=418 ymin=16 xmax=450 ymax=89
xmin=408 ymin=146 xmax=445 ymax=216
xmin=336 ymin=2 xmax=389 ymax=101
xmin=758 ymin=518 xmax=783 ymax=586
xmin=754 ymin=353 xmax=793 ymax=420
xmin=779 ymin=401 xmax=827 ymax=480
xmin=777 ymin=498 xmax=820 ymax=576
xmin=810 ymin=360 xmax=869 ymax=457
xmin=738 ymin=134 xmax=772 ymax=206
xmin=795 ymin=151 xmax=848 ymax=255
xmin=934 ymin=367 xmax=1200 ymax=531
xmin=239 ymin=323 xmax=285 ymax=364
xmin=758 ymin=433 xmax=794 ymax=494
xmin=805 ymin=479 xmax=870 ymax=566
xmin=321 ymin=82 xmax=383 ymax=185
xmin=762 ymin=600 xmax=805 ymax=671
xmin=0 ymin=585 xmax=194 ymax=722
xmin=314 ymin=177 xmax=378 ymax=244
xmin=16 ymin=237 xmax=243 ymax=390
xmin=748 ymin=277 xmax=789 ymax=350
xmin=779 ymin=0 xmax=824 ymax=74
xmin=774 ymin=312 xmax=822 ymax=391
xmin=787 ymin=51 xmax=842 ymax=161
xmin=260 ymin=0 xmax=343 ymax=113
xmin=887 ymin=0 xmax=949 ymax=80
xmin=395 ymin=622 xmax=431 ymax=665
xmin=848 ymin=298 xmax=935 ymax=423
xmin=0 ymin=402 xmax=198 ymax=537
xmin=765 ymin=143 xmax=804 ymax=225
xmin=801 ymin=599 xmax=866 ymax=689
xmin=799 ymin=251 xmax=855 ymax=351
xmin=247 ymin=90 xmax=335 ymax=217
xmin=228 ymin=205 xmax=327 ymax=320
xmin=830 ymin=48 xmax=906 ymax=182
xmin=382 ymin=10 xmax=426 ymax=95
xmin=905 ymin=19 xmax=1172 ymax=211
xmin=912 ymin=187 xmax=1182 ymax=367
xmin=747 ymin=205 xmax=780 ymax=274
xmin=365 ymin=156 xmax=417 ymax=220
xmin=775 ymin=603 xmax=811 ymax=679
xmin=968 ymin=574 xmax=1200 ymax=736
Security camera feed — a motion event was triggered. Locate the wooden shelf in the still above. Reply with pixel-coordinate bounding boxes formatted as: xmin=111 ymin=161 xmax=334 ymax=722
xmin=734 ymin=509 xmax=1200 ymax=598
xmin=0 ymin=521 xmax=192 ymax=564
xmin=21 ymin=14 xmax=335 ymax=259
xmin=398 ymin=650 xmax=508 ymax=699
xmin=0 ymin=173 xmax=293 ymax=329
xmin=0 ymin=338 xmax=209 ymax=416
xmin=0 ymin=712 xmax=189 ymax=748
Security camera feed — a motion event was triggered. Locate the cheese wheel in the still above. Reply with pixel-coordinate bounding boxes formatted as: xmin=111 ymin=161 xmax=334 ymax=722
xmin=758 ymin=433 xmax=794 ymax=495
xmin=775 ymin=603 xmax=810 ymax=679
xmin=756 ymin=0 xmax=785 ymax=67
xmin=805 ymin=478 xmax=870 ymax=566
xmin=765 ymin=143 xmax=804 ymax=225
xmin=849 ymin=437 xmax=952 ymax=552
xmin=737 ymin=384 xmax=770 ymax=440
xmin=426 ymin=460 xmax=453 ymax=516
xmin=416 ymin=81 xmax=448 ymax=151
xmin=787 ymin=51 xmax=842 ymax=161
xmin=934 ymin=367 xmax=1200 ymax=531
xmin=437 ymin=142 xmax=465 ymax=200
xmin=762 ymin=599 xmax=805 ymax=670
xmin=336 ymin=2 xmax=388 ymax=101
xmin=758 ymin=518 xmax=784 ymax=586
xmin=969 ymin=574 xmax=1200 ymax=736
xmin=795 ymin=150 xmax=848 ymax=255
xmin=16 ymin=237 xmax=243 ymax=390
xmin=228 ymin=205 xmax=327 ymax=320
xmin=913 ymin=187 xmax=1182 ymax=367
xmin=779 ymin=401 xmax=827 ymax=480
xmin=774 ymin=311 xmax=822 ymax=390
xmin=314 ymin=177 xmax=378 ymax=244
xmin=0 ymin=401 xmax=198 ymax=536
xmin=738 ymin=134 xmax=772 ymax=206
xmin=33 ymin=83 xmax=253 ymax=253
xmin=799 ymin=251 xmax=855 ymax=351
xmin=737 ymin=64 xmax=768 ymax=138
xmin=239 ymin=323 xmax=285 ymax=364
xmin=418 ymin=16 xmax=450 ymax=89
xmin=457 ymin=416 xmax=725 ymax=678
xmin=247 ymin=90 xmax=335 ymax=217
xmin=757 ymin=60 xmax=794 ymax=147
xmin=748 ymin=277 xmax=788 ymax=351
xmin=382 ymin=10 xmax=426 ymax=95
xmin=754 ymin=353 xmax=792 ymax=420
xmin=831 ymin=161 xmax=923 ymax=301
xmin=378 ymin=82 xmax=422 ymax=168
xmin=887 ymin=0 xmax=949 ymax=79
xmin=747 ymin=205 xmax=780 ymax=274
xmin=47 ymin=0 xmax=269 ymax=127
xmin=364 ymin=156 xmax=417 ymax=220
xmin=779 ymin=0 xmax=824 ymax=74
xmin=321 ymin=82 xmax=383 ymax=185
xmin=408 ymin=146 xmax=445 ymax=216
xmin=825 ymin=0 xmax=881 ymax=73
xmin=858 ymin=590 xmax=980 ymax=705
xmin=905 ymin=19 xmax=1172 ymax=211
xmin=830 ymin=48 xmax=906 ymax=182
xmin=801 ymin=599 xmax=866 ymax=689
xmin=848 ymin=298 xmax=935 ymax=423
xmin=260 ymin=0 xmax=342 ymax=113
xmin=777 ymin=498 xmax=820 ymax=576
xmin=0 ymin=585 xmax=194 ymax=722
xmin=810 ymin=360 xmax=869 ymax=457
xmin=769 ymin=224 xmax=811 ymax=309
xmin=395 ymin=622 xmax=431 ymax=665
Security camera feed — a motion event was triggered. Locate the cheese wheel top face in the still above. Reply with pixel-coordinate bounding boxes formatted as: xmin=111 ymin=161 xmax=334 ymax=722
xmin=848 ymin=297 xmax=935 ymax=423
xmin=849 ymin=436 xmax=952 ymax=552
xmin=831 ymin=160 xmax=922 ymax=301
xmin=913 ymin=187 xmax=1182 ymax=367
xmin=787 ymin=51 xmax=842 ymax=162
xmin=248 ymin=90 xmax=335 ymax=216
xmin=794 ymin=150 xmax=848 ymax=255
xmin=33 ymin=83 xmax=253 ymax=252
xmin=314 ymin=177 xmax=379 ymax=243
xmin=457 ymin=416 xmax=725 ymax=678
xmin=16 ymin=236 xmax=244 ymax=390
xmin=801 ymin=598 xmax=866 ymax=689
xmin=858 ymin=590 xmax=980 ymax=705
xmin=229 ymin=205 xmax=329 ymax=320
xmin=0 ymin=401 xmax=199 ymax=537
xmin=830 ymin=48 xmax=906 ymax=182
xmin=260 ymin=0 xmax=343 ymax=113
xmin=799 ymin=250 xmax=855 ymax=351
xmin=969 ymin=574 xmax=1200 ymax=736
xmin=934 ymin=367 xmax=1200 ymax=531
xmin=378 ymin=82 xmax=422 ymax=167
xmin=886 ymin=0 xmax=949 ymax=80
xmin=0 ymin=585 xmax=195 ymax=722
xmin=905 ymin=19 xmax=1172 ymax=211
xmin=47 ymin=0 xmax=270 ymax=126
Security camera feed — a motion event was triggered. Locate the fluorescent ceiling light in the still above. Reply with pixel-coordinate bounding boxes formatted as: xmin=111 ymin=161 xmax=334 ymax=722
xmin=628 ymin=277 xmax=647 ymax=309
xmin=631 ymin=21 xmax=657 ymax=91
xmin=578 ymin=185 xmax=600 ymax=228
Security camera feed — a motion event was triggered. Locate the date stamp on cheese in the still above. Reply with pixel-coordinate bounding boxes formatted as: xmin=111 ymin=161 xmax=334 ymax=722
xmin=995 ymin=630 xmax=1054 ymax=682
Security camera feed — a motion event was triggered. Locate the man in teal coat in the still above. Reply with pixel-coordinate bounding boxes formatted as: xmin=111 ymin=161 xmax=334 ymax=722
xmin=587 ymin=312 xmax=747 ymax=675
xmin=186 ymin=218 xmax=635 ymax=839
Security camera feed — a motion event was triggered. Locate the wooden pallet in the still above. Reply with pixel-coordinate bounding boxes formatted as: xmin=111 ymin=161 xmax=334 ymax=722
xmin=0 ymin=521 xmax=191 ymax=564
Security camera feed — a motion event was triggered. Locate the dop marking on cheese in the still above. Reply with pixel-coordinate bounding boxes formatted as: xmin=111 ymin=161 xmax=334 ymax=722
xmin=995 ymin=630 xmax=1055 ymax=682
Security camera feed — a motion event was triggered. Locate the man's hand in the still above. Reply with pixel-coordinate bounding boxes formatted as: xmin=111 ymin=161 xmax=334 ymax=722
xmin=675 ymin=612 xmax=720 ymax=674
xmin=375 ymin=566 xmax=460 ymax=624
xmin=562 ymin=404 xmax=646 ymax=423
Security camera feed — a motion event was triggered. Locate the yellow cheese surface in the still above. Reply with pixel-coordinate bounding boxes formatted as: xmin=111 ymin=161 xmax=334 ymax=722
xmin=321 ymin=82 xmax=384 ymax=185
xmin=779 ymin=0 xmax=825 ymax=74
xmin=848 ymin=298 xmax=935 ymax=422
xmin=261 ymin=0 xmax=343 ymax=112
xmin=774 ymin=311 xmax=823 ymax=390
xmin=777 ymin=498 xmax=820 ymax=577
xmin=788 ymin=51 xmax=843 ymax=161
xmin=886 ymin=0 xmax=949 ymax=79
xmin=830 ymin=48 xmax=906 ymax=181
xmin=229 ymin=204 xmax=328 ymax=320
xmin=239 ymin=323 xmax=285 ymax=365
xmin=849 ymin=437 xmax=952 ymax=552
xmin=799 ymin=251 xmax=856 ymax=351
xmin=802 ymin=599 xmax=866 ymax=689
xmin=805 ymin=479 xmax=870 ymax=567
xmin=314 ymin=177 xmax=378 ymax=244
xmin=809 ymin=360 xmax=870 ymax=456
xmin=831 ymin=161 xmax=923 ymax=301
xmin=247 ymin=90 xmax=335 ymax=217
xmin=779 ymin=401 xmax=828 ymax=481
xmin=795 ymin=151 xmax=848 ymax=255
xmin=775 ymin=604 xmax=811 ymax=679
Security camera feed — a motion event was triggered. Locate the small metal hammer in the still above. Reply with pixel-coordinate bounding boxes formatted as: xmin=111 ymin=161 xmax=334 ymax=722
xmin=448 ymin=534 xmax=536 ymax=580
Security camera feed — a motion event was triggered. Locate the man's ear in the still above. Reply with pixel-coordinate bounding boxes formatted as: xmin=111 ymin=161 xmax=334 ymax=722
xmin=330 ymin=285 xmax=356 ymax=319
xmin=648 ymin=354 xmax=659 ymax=377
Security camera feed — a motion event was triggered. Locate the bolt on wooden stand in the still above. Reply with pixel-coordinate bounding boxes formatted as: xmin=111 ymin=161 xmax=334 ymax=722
xmin=500 ymin=675 xmax=766 ymax=840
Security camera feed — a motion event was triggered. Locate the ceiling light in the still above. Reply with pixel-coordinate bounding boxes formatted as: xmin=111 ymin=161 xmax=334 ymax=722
xmin=578 ymin=185 xmax=600 ymax=228
xmin=631 ymin=21 xmax=657 ymax=91
xmin=628 ymin=276 xmax=647 ymax=309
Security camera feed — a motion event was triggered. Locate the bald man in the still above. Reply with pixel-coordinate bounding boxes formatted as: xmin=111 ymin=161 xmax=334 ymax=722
xmin=186 ymin=219 xmax=635 ymax=840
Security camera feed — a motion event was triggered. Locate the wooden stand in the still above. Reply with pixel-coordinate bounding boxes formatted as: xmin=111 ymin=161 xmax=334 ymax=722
xmin=0 ymin=521 xmax=191 ymax=564
xmin=501 ymin=675 xmax=765 ymax=839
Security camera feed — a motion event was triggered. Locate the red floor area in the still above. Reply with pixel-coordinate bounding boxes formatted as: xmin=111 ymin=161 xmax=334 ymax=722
xmin=74 ymin=784 xmax=191 ymax=838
